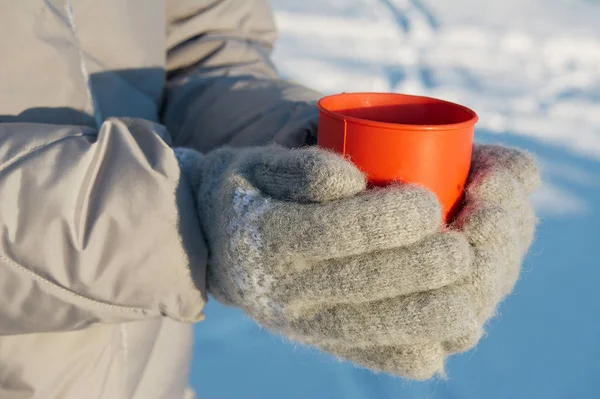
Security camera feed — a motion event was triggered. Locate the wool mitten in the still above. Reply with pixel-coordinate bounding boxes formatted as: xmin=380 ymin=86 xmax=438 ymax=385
xmin=311 ymin=144 xmax=541 ymax=379
xmin=175 ymin=143 xmax=539 ymax=380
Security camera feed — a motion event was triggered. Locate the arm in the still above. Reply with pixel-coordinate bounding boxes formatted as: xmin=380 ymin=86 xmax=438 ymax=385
xmin=0 ymin=119 xmax=207 ymax=335
xmin=162 ymin=0 xmax=321 ymax=152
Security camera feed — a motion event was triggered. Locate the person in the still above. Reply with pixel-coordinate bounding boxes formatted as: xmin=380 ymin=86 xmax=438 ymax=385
xmin=0 ymin=1 xmax=540 ymax=398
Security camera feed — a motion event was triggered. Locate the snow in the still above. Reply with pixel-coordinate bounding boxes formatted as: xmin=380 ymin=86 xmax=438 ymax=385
xmin=272 ymin=0 xmax=600 ymax=161
xmin=190 ymin=1 xmax=600 ymax=397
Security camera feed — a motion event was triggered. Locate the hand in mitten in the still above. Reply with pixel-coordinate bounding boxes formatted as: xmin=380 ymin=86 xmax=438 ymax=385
xmin=319 ymin=144 xmax=541 ymax=379
xmin=175 ymin=143 xmax=539 ymax=380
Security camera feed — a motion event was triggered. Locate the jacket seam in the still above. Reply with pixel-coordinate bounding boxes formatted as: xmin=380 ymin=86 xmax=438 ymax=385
xmin=65 ymin=0 xmax=103 ymax=128
xmin=0 ymin=253 xmax=154 ymax=316
xmin=120 ymin=324 xmax=129 ymax=399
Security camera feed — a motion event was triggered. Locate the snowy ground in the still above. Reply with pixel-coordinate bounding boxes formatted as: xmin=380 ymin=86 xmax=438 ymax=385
xmin=190 ymin=1 xmax=600 ymax=398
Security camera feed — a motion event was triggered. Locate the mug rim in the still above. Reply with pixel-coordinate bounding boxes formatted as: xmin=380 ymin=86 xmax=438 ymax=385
xmin=316 ymin=92 xmax=479 ymax=131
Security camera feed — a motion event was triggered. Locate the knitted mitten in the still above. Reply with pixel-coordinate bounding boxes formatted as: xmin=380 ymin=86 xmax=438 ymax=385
xmin=176 ymin=143 xmax=540 ymax=380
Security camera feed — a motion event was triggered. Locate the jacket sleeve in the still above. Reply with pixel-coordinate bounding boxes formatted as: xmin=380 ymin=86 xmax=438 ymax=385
xmin=162 ymin=0 xmax=322 ymax=153
xmin=0 ymin=118 xmax=207 ymax=335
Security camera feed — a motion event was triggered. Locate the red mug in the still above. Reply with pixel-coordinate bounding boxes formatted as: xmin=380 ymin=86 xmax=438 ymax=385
xmin=317 ymin=92 xmax=478 ymax=222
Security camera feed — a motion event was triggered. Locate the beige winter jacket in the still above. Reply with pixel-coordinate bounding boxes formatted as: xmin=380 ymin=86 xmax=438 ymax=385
xmin=0 ymin=1 xmax=320 ymax=397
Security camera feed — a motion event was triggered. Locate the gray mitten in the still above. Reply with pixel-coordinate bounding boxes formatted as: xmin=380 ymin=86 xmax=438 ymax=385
xmin=314 ymin=144 xmax=541 ymax=379
xmin=175 ymin=143 xmax=539 ymax=380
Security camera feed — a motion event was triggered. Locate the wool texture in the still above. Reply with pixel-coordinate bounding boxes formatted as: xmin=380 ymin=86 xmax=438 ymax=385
xmin=175 ymin=143 xmax=540 ymax=380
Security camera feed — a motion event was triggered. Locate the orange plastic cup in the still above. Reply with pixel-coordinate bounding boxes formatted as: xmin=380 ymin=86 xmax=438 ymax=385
xmin=317 ymin=92 xmax=478 ymax=222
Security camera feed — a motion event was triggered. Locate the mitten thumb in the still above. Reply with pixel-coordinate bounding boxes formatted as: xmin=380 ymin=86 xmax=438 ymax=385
xmin=246 ymin=145 xmax=367 ymax=203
